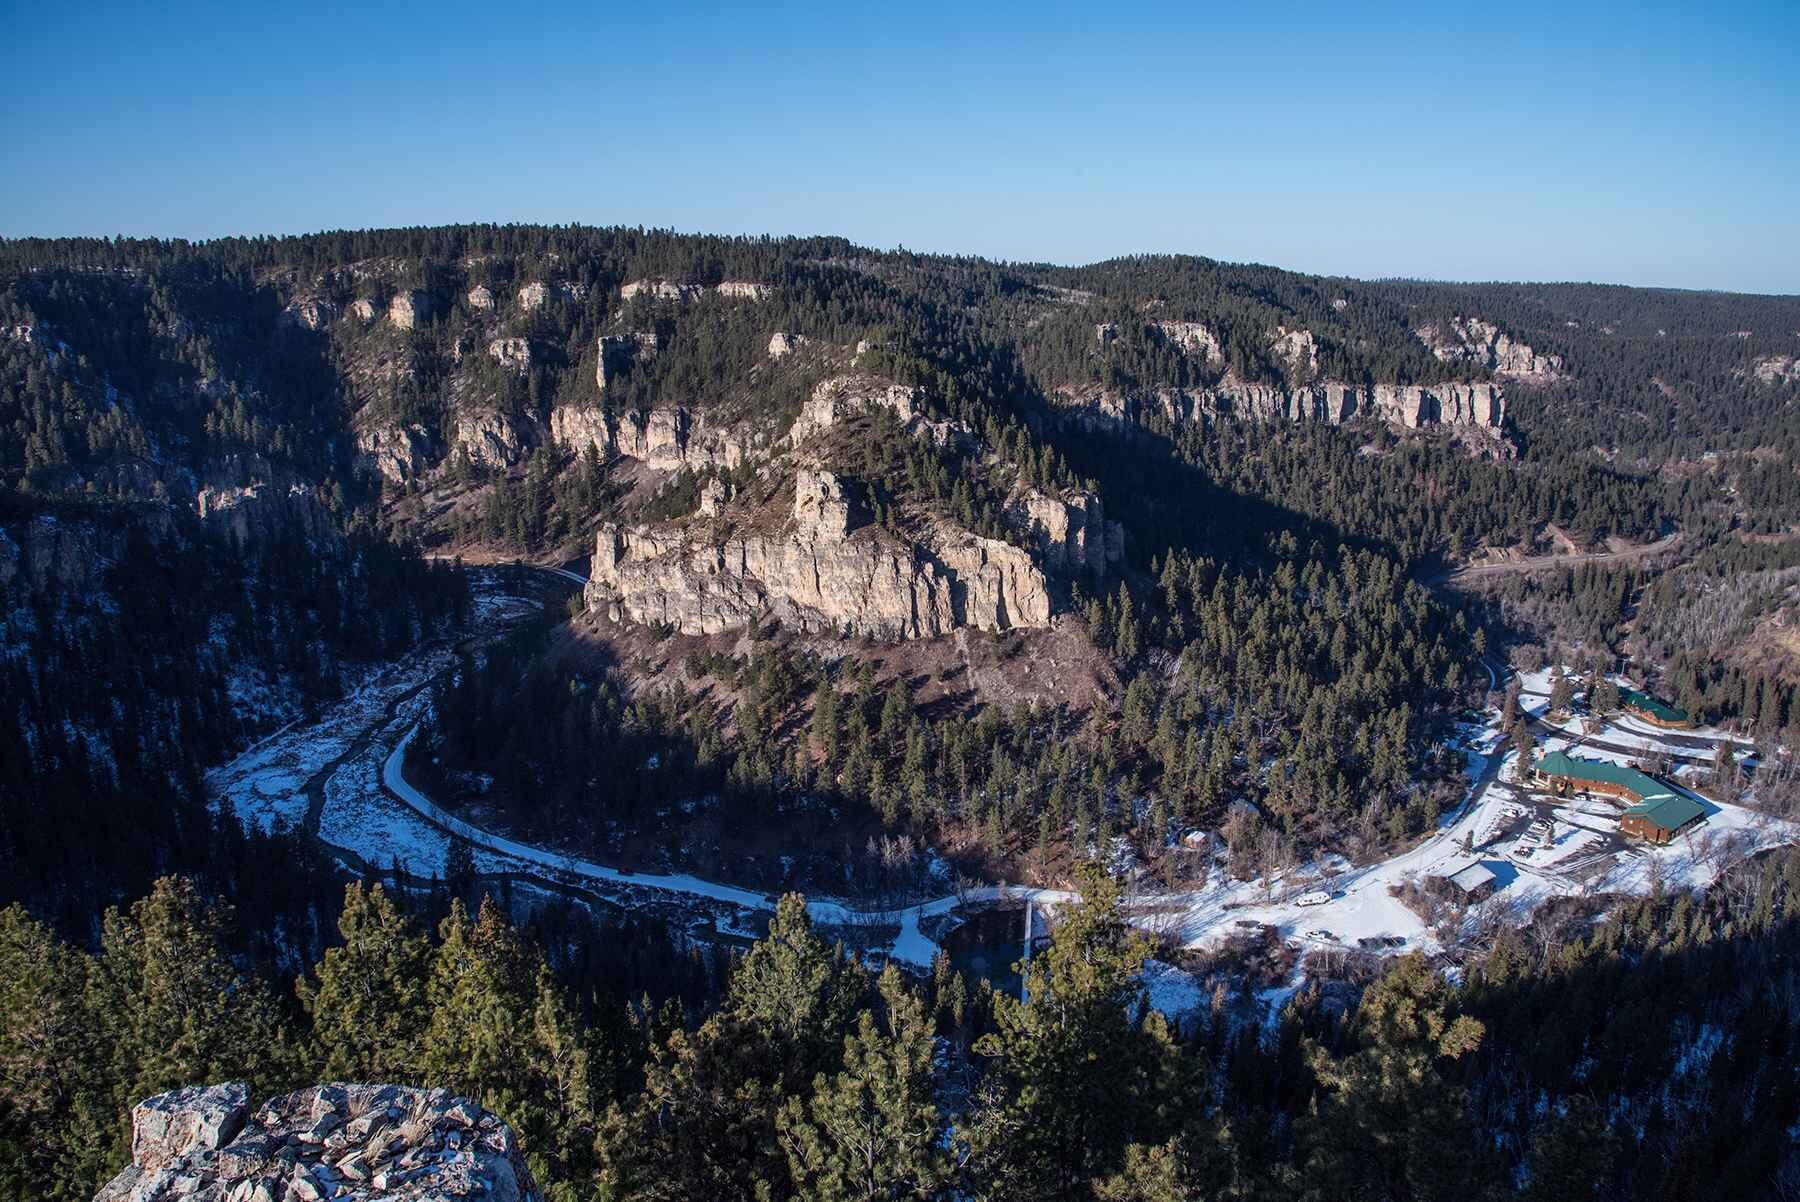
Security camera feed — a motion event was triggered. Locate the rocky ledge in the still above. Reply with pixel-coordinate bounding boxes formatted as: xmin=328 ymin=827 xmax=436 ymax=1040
xmin=94 ymin=1082 xmax=538 ymax=1202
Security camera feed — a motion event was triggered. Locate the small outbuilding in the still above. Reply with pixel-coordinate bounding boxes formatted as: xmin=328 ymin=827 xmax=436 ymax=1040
xmin=1445 ymin=862 xmax=1498 ymax=901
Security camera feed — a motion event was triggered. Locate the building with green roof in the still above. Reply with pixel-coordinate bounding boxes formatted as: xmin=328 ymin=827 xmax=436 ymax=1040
xmin=1619 ymin=687 xmax=1693 ymax=729
xmin=1534 ymin=751 xmax=1707 ymax=844
xmin=1619 ymin=793 xmax=1707 ymax=844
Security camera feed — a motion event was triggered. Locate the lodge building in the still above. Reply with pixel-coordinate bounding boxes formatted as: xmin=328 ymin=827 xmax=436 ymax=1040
xmin=1534 ymin=751 xmax=1706 ymax=845
xmin=1619 ymin=687 xmax=1694 ymax=730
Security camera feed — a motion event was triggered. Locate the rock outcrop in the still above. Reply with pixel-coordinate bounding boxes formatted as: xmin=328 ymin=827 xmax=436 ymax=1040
xmin=357 ymin=423 xmax=433 ymax=483
xmin=548 ymin=403 xmax=747 ymax=471
xmin=596 ymin=333 xmax=659 ymax=390
xmin=487 ymin=337 xmax=532 ymax=372
xmin=93 ymin=1082 xmax=539 ymax=1202
xmin=1750 ymin=354 xmax=1798 ymax=385
xmin=387 ymin=291 xmax=430 ymax=330
xmin=1417 ymin=316 xmax=1562 ymax=380
xmin=350 ymin=298 xmax=380 ymax=323
xmin=620 ymin=279 xmax=706 ymax=303
xmin=453 ymin=411 xmax=535 ymax=471
xmin=281 ymin=297 xmax=338 ymax=331
xmin=1006 ymin=488 xmax=1124 ymax=576
xmin=1150 ymin=320 xmax=1221 ymax=361
xmin=1269 ymin=326 xmax=1318 ymax=379
xmin=1050 ymin=375 xmax=1506 ymax=435
xmin=466 ymin=284 xmax=496 ymax=311
xmin=790 ymin=374 xmax=970 ymax=447
xmin=584 ymin=473 xmax=1052 ymax=639
xmin=767 ymin=331 xmax=807 ymax=359
xmin=715 ymin=280 xmax=771 ymax=300
xmin=516 ymin=280 xmax=587 ymax=310
xmin=621 ymin=279 xmax=769 ymax=303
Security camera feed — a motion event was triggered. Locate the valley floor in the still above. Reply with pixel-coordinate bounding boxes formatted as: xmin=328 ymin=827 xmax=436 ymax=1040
xmin=207 ymin=574 xmax=1797 ymax=1026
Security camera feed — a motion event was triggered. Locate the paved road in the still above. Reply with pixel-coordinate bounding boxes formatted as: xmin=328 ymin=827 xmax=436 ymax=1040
xmin=1422 ymin=532 xmax=1682 ymax=589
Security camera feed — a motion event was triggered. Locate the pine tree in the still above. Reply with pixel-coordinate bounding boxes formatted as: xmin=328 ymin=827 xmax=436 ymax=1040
xmin=297 ymin=882 xmax=432 ymax=1082
xmin=85 ymin=878 xmax=292 ymax=1165
xmin=960 ymin=864 xmax=1183 ymax=1198
xmin=1294 ymin=954 xmax=1487 ymax=1202
xmin=0 ymin=906 xmax=109 ymax=1201
xmin=777 ymin=965 xmax=947 ymax=1201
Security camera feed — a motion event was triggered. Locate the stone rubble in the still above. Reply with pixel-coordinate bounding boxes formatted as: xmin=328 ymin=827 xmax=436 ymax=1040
xmin=93 ymin=1082 xmax=539 ymax=1202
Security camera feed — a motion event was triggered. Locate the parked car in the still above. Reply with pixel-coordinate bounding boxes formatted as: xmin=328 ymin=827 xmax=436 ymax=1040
xmin=1305 ymin=928 xmax=1334 ymax=942
xmin=1295 ymin=890 xmax=1332 ymax=907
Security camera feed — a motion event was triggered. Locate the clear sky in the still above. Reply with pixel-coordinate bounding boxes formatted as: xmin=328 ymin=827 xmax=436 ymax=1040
xmin=3 ymin=0 xmax=1796 ymax=292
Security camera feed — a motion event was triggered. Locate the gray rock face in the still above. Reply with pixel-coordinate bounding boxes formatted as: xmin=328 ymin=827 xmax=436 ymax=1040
xmin=281 ymin=297 xmax=338 ymax=331
xmin=1751 ymin=354 xmax=1798 ymax=385
xmin=94 ymin=1083 xmax=538 ymax=1202
xmin=466 ymin=284 xmax=496 ymax=311
xmin=596 ymin=333 xmax=659 ymax=390
xmin=549 ymin=402 xmax=747 ymax=471
xmin=387 ymin=291 xmax=430 ymax=331
xmin=790 ymin=374 xmax=970 ymax=447
xmin=621 ymin=279 xmax=768 ymax=303
xmin=767 ymin=331 xmax=807 ymax=358
xmin=1006 ymin=488 xmax=1123 ymax=576
xmin=1417 ymin=316 xmax=1563 ymax=380
xmin=452 ymin=411 xmax=535 ymax=471
xmin=516 ymin=281 xmax=587 ymax=311
xmin=584 ymin=476 xmax=1052 ymax=639
xmin=1150 ymin=320 xmax=1220 ymax=361
xmin=356 ymin=423 xmax=433 ymax=483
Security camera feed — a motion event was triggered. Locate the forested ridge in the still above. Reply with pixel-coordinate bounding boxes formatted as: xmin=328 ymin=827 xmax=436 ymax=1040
xmin=4 ymin=226 xmax=1800 ymax=1199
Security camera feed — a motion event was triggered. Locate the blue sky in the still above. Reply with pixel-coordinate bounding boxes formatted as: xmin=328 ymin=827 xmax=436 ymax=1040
xmin=3 ymin=0 xmax=1795 ymax=291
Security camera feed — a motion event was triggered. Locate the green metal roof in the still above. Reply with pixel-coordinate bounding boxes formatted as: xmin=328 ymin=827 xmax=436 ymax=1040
xmin=1622 ymin=792 xmax=1707 ymax=832
xmin=1536 ymin=752 xmax=1666 ymax=800
xmin=1619 ymin=688 xmax=1690 ymax=724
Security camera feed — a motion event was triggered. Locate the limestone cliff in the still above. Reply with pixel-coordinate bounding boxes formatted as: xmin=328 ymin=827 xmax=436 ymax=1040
xmin=93 ymin=1082 xmax=538 ymax=1202
xmin=621 ymin=278 xmax=770 ymax=303
xmin=584 ymin=470 xmax=1052 ymax=639
xmin=1050 ymin=375 xmax=1506 ymax=435
xmin=1416 ymin=316 xmax=1563 ymax=380
xmin=1006 ymin=487 xmax=1124 ymax=576
xmin=549 ymin=402 xmax=748 ymax=471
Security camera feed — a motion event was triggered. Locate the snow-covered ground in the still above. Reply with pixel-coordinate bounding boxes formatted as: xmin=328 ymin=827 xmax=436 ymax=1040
xmin=212 ymin=618 xmax=1798 ymax=1025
